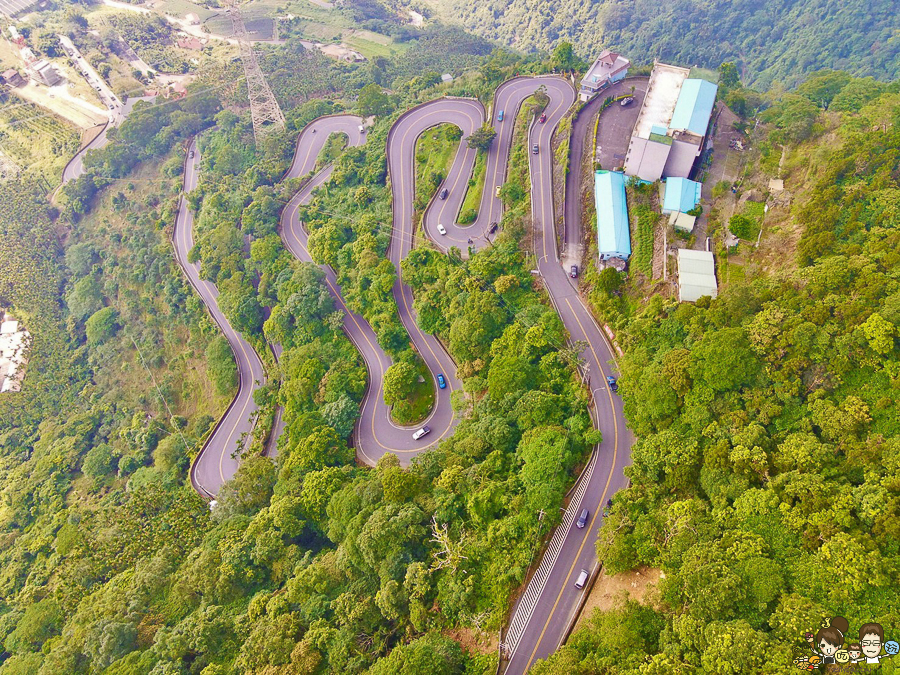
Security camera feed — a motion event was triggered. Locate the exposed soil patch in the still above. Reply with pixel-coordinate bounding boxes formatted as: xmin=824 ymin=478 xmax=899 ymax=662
xmin=574 ymin=566 xmax=662 ymax=632
xmin=445 ymin=626 xmax=498 ymax=656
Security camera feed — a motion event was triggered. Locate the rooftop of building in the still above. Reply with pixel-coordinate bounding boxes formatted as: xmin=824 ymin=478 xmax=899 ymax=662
xmin=633 ymin=62 xmax=690 ymax=140
xmin=595 ymin=170 xmax=631 ymax=259
xmin=669 ymin=78 xmax=718 ymax=136
xmin=677 ymin=249 xmax=718 ymax=302
xmin=581 ymin=50 xmax=630 ymax=87
xmin=662 ymin=177 xmax=702 ymax=213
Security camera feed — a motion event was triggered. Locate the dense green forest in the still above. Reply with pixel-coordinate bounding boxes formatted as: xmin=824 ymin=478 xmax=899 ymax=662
xmin=3 ymin=5 xmax=900 ymax=670
xmin=533 ymin=80 xmax=900 ymax=672
xmin=0 ymin=30 xmax=601 ymax=673
xmin=425 ymin=0 xmax=899 ymax=88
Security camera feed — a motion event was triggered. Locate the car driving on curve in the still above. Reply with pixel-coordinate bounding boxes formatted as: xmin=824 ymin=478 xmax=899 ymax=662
xmin=412 ymin=426 xmax=431 ymax=441
xmin=439 ymin=187 xmax=449 ymax=200
xmin=437 ymin=223 xmax=447 ymax=235
xmin=620 ymin=97 xmax=634 ymax=106
xmin=539 ymin=112 xmax=547 ymax=123
xmin=497 ymin=110 xmax=504 ymax=122
xmin=437 ymin=373 xmax=446 ymax=389
xmin=532 ymin=144 xmax=539 ymax=154
xmin=189 ymin=150 xmax=194 ymax=158
xmin=489 ymin=222 xmax=499 ymax=234
xmin=606 ymin=375 xmax=618 ymax=392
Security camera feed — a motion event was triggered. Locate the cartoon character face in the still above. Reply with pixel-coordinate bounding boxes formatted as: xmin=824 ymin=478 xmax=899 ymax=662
xmin=849 ymin=648 xmax=861 ymax=660
xmin=819 ymin=639 xmax=838 ymax=656
xmin=835 ymin=650 xmax=850 ymax=664
xmin=886 ymin=640 xmax=900 ymax=655
xmin=861 ymin=633 xmax=883 ymax=658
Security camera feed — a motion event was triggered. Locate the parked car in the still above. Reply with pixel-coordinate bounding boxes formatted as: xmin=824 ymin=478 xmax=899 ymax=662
xmin=532 ymin=144 xmax=539 ymax=154
xmin=606 ymin=375 xmax=618 ymax=391
xmin=570 ymin=265 xmax=578 ymax=278
xmin=575 ymin=569 xmax=590 ymax=590
xmin=489 ymin=222 xmax=499 ymax=234
xmin=439 ymin=187 xmax=449 ymax=200
xmin=539 ymin=112 xmax=547 ymax=123
xmin=497 ymin=110 xmax=504 ymax=122
xmin=412 ymin=425 xmax=431 ymax=440
xmin=437 ymin=223 xmax=447 ymax=235
xmin=576 ymin=509 xmax=589 ymax=529
xmin=620 ymin=97 xmax=634 ymax=106
xmin=437 ymin=373 xmax=446 ymax=389
xmin=495 ymin=185 xmax=502 ymax=198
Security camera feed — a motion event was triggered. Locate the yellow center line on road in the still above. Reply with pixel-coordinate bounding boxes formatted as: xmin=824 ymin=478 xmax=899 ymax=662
xmin=521 ymin=298 xmax=619 ymax=672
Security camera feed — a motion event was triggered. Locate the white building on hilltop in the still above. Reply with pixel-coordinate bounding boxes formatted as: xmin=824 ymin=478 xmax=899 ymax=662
xmin=579 ymin=50 xmax=630 ymax=102
xmin=624 ymin=62 xmax=718 ymax=182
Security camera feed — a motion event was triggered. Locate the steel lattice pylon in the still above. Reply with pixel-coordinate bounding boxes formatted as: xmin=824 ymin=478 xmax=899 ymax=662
xmin=226 ymin=0 xmax=285 ymax=143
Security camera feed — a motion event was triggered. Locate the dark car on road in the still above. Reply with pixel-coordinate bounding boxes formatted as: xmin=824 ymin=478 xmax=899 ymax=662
xmin=539 ymin=112 xmax=547 ymax=123
xmin=437 ymin=373 xmax=446 ymax=389
xmin=576 ymin=509 xmax=589 ymax=529
xmin=570 ymin=265 xmax=578 ymax=278
xmin=532 ymin=144 xmax=539 ymax=154
xmin=489 ymin=222 xmax=499 ymax=234
xmin=620 ymin=97 xmax=634 ymax=106
xmin=189 ymin=150 xmax=194 ymax=158
xmin=606 ymin=375 xmax=618 ymax=392
xmin=439 ymin=187 xmax=449 ymax=200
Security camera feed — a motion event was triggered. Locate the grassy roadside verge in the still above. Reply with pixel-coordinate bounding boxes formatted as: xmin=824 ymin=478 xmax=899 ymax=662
xmin=413 ymin=123 xmax=461 ymax=216
xmin=315 ymin=131 xmax=349 ymax=171
xmin=390 ymin=359 xmax=436 ymax=426
xmin=457 ymin=149 xmax=486 ymax=224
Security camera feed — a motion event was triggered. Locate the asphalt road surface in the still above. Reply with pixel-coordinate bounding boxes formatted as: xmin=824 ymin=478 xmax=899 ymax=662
xmin=450 ymin=79 xmax=625 ymax=675
xmin=176 ymin=140 xmax=267 ymax=498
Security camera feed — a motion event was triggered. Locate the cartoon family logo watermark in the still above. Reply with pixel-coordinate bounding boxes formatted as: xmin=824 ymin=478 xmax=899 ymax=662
xmin=793 ymin=617 xmax=899 ymax=670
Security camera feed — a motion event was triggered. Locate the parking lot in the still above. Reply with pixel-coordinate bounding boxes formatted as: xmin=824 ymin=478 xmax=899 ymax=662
xmin=595 ymin=79 xmax=648 ymax=171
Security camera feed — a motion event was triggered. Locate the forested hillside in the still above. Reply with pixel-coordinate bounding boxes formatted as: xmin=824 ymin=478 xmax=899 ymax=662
xmin=533 ymin=81 xmax=900 ymax=672
xmin=0 ymin=33 xmax=596 ymax=673
xmin=425 ymin=0 xmax=899 ymax=88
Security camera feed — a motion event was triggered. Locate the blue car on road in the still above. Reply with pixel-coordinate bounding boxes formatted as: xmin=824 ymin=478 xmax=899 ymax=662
xmin=606 ymin=376 xmax=618 ymax=392
xmin=437 ymin=373 xmax=446 ymax=389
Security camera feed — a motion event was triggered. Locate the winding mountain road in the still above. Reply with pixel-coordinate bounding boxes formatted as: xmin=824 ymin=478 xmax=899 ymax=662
xmin=176 ymin=141 xmax=267 ymax=498
xmin=160 ymin=74 xmax=637 ymax=667
xmin=275 ymin=77 xmax=634 ymax=671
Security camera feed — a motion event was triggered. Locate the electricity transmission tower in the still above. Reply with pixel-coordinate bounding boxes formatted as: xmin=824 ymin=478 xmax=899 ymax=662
xmin=225 ymin=0 xmax=285 ymax=144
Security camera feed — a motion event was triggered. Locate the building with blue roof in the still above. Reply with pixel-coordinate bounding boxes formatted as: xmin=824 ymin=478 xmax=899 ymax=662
xmin=669 ymin=79 xmax=718 ymax=136
xmin=662 ymin=177 xmax=702 ymax=214
xmin=594 ymin=170 xmax=631 ymax=260
xmin=624 ymin=63 xmax=719 ymax=181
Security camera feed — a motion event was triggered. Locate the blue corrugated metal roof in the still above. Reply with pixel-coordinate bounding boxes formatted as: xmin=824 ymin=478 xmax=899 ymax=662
xmin=663 ymin=177 xmax=702 ymax=214
xmin=669 ymin=79 xmax=718 ymax=136
xmin=595 ymin=171 xmax=631 ymax=259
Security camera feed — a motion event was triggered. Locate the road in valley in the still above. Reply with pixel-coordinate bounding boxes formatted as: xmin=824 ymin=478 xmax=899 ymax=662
xmin=176 ymin=141 xmax=267 ymax=498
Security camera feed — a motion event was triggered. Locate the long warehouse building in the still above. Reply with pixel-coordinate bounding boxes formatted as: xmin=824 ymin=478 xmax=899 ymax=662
xmin=595 ymin=170 xmax=631 ymax=262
